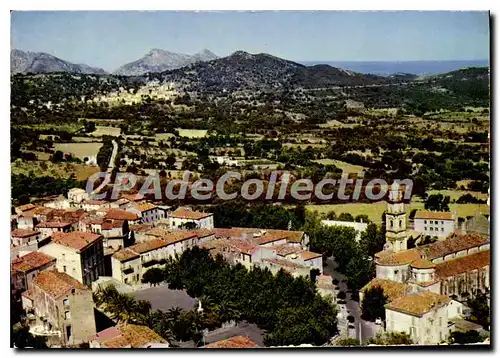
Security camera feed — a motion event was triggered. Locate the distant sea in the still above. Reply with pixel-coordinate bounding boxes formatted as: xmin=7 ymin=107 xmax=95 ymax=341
xmin=299 ymin=60 xmax=489 ymax=76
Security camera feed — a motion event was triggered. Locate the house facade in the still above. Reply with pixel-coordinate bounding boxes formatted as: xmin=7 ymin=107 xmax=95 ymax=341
xmin=26 ymin=270 xmax=97 ymax=346
xmin=39 ymin=231 xmax=105 ymax=285
xmin=414 ymin=211 xmax=456 ymax=239
xmin=11 ymin=251 xmax=56 ymax=292
xmin=169 ymin=207 xmax=214 ymax=229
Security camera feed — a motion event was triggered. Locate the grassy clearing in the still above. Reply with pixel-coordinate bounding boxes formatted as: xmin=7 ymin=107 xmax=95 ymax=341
xmin=54 ymin=142 xmax=103 ymax=159
xmin=176 ymin=128 xmax=208 ymax=138
xmin=90 ymin=126 xmax=122 ymax=137
xmin=313 ymin=159 xmax=365 ymax=174
xmin=306 ymin=201 xmax=489 ymax=225
xmin=155 ymin=133 xmax=176 ymax=141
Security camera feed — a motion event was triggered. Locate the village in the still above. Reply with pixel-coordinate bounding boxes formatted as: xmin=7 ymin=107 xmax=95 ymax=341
xmin=10 ymin=182 xmax=490 ymax=348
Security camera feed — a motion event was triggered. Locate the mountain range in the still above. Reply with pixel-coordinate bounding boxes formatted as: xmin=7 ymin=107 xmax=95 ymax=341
xmin=113 ymin=48 xmax=218 ymax=76
xmin=11 ymin=48 xmax=218 ymax=76
xmin=11 ymin=49 xmax=107 ymax=75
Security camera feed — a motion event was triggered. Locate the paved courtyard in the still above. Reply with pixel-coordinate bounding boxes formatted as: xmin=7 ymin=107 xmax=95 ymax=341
xmin=131 ymin=285 xmax=197 ymax=311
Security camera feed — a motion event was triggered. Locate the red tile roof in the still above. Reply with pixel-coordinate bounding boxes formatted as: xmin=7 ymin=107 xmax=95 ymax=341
xmin=11 ymin=229 xmax=40 ymax=238
xmin=105 ymin=209 xmax=139 ymax=221
xmin=128 ymin=239 xmax=170 ymax=255
xmin=203 ymin=336 xmax=259 ymax=348
xmin=410 ymin=258 xmax=436 ymax=269
xmin=435 ymin=249 xmax=490 ymax=279
xmin=299 ymin=250 xmax=323 ymax=261
xmin=386 ymin=291 xmax=451 ymax=317
xmin=414 ymin=211 xmax=454 ymax=220
xmin=171 ymin=207 xmax=212 ymax=220
xmin=12 ymin=251 xmax=55 ymax=272
xmin=215 ymin=227 xmax=305 ymax=244
xmin=361 ymin=278 xmax=411 ymax=302
xmin=17 ymin=204 xmax=36 ymax=212
xmin=112 ymin=248 xmax=140 ymax=262
xmin=98 ymin=324 xmax=166 ymax=348
xmin=36 ymin=221 xmax=71 ymax=229
xmin=51 ymin=231 xmax=102 ymax=252
xmin=419 ymin=234 xmax=489 ymax=260
xmin=133 ymin=202 xmax=157 ymax=212
xmin=33 ymin=270 xmax=88 ymax=299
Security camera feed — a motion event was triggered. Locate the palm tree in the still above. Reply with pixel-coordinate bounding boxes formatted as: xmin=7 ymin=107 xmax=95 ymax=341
xmin=198 ymin=295 xmax=215 ymax=312
xmin=166 ymin=306 xmax=183 ymax=322
xmin=214 ymin=299 xmax=240 ymax=323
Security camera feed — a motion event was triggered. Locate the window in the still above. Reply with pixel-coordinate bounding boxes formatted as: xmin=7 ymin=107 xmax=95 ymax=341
xmin=441 ymin=221 xmax=444 ymax=224
xmin=441 ymin=228 xmax=444 ymax=232
xmin=424 ymin=220 xmax=427 ymax=224
xmin=424 ymin=227 xmax=427 ymax=231
xmin=65 ymin=311 xmax=71 ymax=319
xmin=66 ymin=325 xmax=72 ymax=341
xmin=63 ymin=265 xmax=67 ymax=272
xmin=430 ymin=227 xmax=433 ymax=231
xmin=63 ymin=299 xmax=69 ymax=306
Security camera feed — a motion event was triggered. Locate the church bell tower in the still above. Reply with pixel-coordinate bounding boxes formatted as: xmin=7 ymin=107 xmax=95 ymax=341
xmin=384 ymin=184 xmax=408 ymax=252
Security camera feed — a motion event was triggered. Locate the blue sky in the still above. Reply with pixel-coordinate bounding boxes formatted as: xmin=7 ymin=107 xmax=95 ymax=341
xmin=11 ymin=11 xmax=490 ymax=72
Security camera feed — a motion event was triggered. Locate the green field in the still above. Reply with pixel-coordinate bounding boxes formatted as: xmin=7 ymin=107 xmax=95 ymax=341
xmin=176 ymin=128 xmax=208 ymax=138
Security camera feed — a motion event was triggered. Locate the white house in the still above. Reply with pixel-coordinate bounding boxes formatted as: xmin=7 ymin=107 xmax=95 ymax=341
xmin=126 ymin=202 xmax=160 ymax=224
xmin=68 ymin=188 xmax=89 ymax=204
xmin=385 ymin=291 xmax=451 ymax=345
xmin=321 ymin=220 xmax=368 ymax=241
xmin=413 ymin=211 xmax=456 ymax=239
xmin=39 ymin=231 xmax=105 ymax=285
xmin=169 ymin=207 xmax=214 ymax=230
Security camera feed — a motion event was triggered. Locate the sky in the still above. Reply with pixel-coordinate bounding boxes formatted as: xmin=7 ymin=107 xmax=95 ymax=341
xmin=11 ymin=11 xmax=490 ymax=72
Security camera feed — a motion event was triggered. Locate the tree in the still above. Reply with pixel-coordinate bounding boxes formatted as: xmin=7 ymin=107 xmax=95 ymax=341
xmin=359 ymin=223 xmax=385 ymax=258
xmin=467 ymin=292 xmax=490 ymax=330
xmin=142 ymin=268 xmax=165 ymax=286
xmin=448 ymin=330 xmax=483 ymax=345
xmin=425 ymin=194 xmax=450 ymax=212
xmin=51 ymin=150 xmax=64 ymax=163
xmin=368 ymin=331 xmax=413 ymax=345
xmin=336 ymin=337 xmax=360 ymax=346
xmin=345 ymin=253 xmax=374 ymax=292
xmin=361 ymin=286 xmax=387 ymax=322
xmin=179 ymin=222 xmax=197 ymax=230
xmin=338 ymin=212 xmax=354 ymax=222
xmin=11 ymin=324 xmax=48 ymax=348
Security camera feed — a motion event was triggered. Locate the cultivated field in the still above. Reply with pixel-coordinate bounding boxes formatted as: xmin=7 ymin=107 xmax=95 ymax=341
xmin=313 ymin=159 xmax=365 ymax=174
xmin=54 ymin=142 xmax=103 ymax=159
xmin=176 ymin=128 xmax=208 ymax=138
xmin=12 ymin=160 xmax=100 ymax=181
xmin=90 ymin=126 xmax=122 ymax=137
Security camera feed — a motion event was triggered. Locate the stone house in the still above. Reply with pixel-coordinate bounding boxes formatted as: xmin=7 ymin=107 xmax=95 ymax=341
xmin=25 ymin=270 xmax=97 ymax=346
xmin=11 ymin=251 xmax=56 ymax=292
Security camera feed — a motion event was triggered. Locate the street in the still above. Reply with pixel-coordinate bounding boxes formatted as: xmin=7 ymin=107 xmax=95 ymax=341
xmin=323 ymin=257 xmax=378 ymax=344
